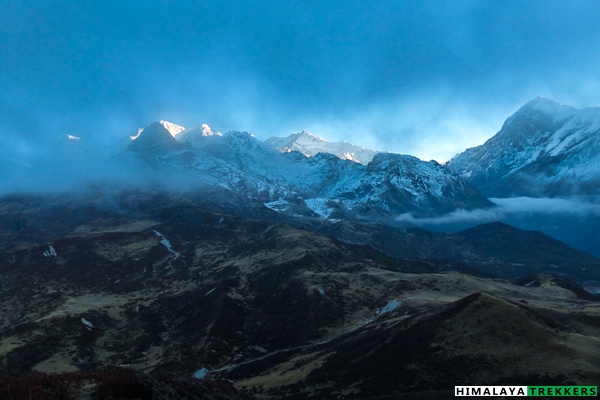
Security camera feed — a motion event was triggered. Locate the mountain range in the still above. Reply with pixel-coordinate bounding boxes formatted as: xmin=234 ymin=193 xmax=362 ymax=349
xmin=117 ymin=99 xmax=600 ymax=258
xmin=5 ymin=96 xmax=600 ymax=257
xmin=112 ymin=121 xmax=492 ymax=221
xmin=2 ymin=97 xmax=600 ymax=398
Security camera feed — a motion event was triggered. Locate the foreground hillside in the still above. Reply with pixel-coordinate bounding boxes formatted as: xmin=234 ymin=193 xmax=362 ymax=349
xmin=0 ymin=368 xmax=253 ymax=400
xmin=225 ymin=290 xmax=600 ymax=399
xmin=1 ymin=189 xmax=599 ymax=399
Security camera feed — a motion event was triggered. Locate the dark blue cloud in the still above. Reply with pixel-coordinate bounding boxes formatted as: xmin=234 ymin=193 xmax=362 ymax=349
xmin=3 ymin=1 xmax=600 ymax=161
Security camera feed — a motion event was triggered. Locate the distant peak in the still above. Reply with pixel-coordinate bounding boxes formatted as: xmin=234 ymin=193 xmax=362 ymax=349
xmin=228 ymin=130 xmax=256 ymax=139
xmin=127 ymin=122 xmax=176 ymax=152
xmin=529 ymin=95 xmax=552 ymax=102
xmin=264 ymin=130 xmax=380 ymax=164
xmin=173 ymin=124 xmax=223 ymax=146
xmin=199 ymin=124 xmax=221 ymax=136
xmin=294 ymin=130 xmax=328 ymax=142
xmin=179 ymin=123 xmax=221 ymax=137
xmin=525 ymin=95 xmax=559 ymax=107
xmin=520 ymin=96 xmax=576 ymax=118
xmin=159 ymin=120 xmax=186 ymax=137
xmin=66 ymin=134 xmax=80 ymax=140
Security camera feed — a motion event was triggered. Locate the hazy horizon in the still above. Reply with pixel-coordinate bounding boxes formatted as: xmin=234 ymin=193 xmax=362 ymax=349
xmin=3 ymin=1 xmax=600 ymax=163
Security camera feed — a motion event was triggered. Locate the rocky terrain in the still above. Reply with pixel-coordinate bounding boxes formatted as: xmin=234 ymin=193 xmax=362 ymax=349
xmin=0 ymin=368 xmax=253 ymax=400
xmin=1 ymin=189 xmax=599 ymax=399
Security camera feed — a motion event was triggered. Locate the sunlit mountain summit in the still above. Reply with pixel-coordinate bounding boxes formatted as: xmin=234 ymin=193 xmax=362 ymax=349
xmin=175 ymin=123 xmax=222 ymax=147
xmin=264 ymin=130 xmax=383 ymax=164
xmin=159 ymin=120 xmax=186 ymax=137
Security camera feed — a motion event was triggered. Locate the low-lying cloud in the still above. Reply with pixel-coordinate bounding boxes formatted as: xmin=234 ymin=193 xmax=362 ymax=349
xmin=396 ymin=197 xmax=600 ymax=227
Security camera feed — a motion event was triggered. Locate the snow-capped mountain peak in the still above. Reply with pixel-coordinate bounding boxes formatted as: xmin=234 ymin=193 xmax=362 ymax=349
xmin=159 ymin=120 xmax=186 ymax=137
xmin=264 ymin=130 xmax=382 ymax=165
xmin=295 ymin=130 xmax=328 ymax=143
xmin=518 ymin=96 xmax=577 ymax=121
xmin=447 ymin=97 xmax=600 ymax=197
xmin=127 ymin=122 xmax=177 ymax=153
xmin=199 ymin=123 xmax=221 ymax=137
xmin=175 ymin=124 xmax=223 ymax=147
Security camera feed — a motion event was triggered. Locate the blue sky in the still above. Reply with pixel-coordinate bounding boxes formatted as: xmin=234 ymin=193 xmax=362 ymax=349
xmin=3 ymin=0 xmax=600 ymax=162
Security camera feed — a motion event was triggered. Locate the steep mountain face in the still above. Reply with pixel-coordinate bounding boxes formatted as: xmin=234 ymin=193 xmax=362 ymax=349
xmin=264 ymin=130 xmax=382 ymax=164
xmin=354 ymin=153 xmax=490 ymax=216
xmin=123 ymin=126 xmax=491 ymax=219
xmin=127 ymin=122 xmax=180 ymax=153
xmin=159 ymin=120 xmax=186 ymax=137
xmin=447 ymin=96 xmax=600 ymax=197
xmin=109 ymin=120 xmax=186 ymax=154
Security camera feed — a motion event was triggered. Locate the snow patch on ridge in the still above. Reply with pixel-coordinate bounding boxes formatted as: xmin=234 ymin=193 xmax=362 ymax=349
xmin=81 ymin=317 xmax=94 ymax=330
xmin=377 ymin=299 xmax=402 ymax=316
xmin=43 ymin=245 xmax=57 ymax=258
xmin=305 ymin=198 xmax=334 ymax=218
xmin=193 ymin=367 xmax=208 ymax=379
xmin=264 ymin=199 xmax=290 ymax=212
xmin=153 ymin=230 xmax=180 ymax=260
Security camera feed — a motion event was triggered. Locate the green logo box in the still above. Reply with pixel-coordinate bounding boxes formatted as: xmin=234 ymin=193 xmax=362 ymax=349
xmin=528 ymin=386 xmax=598 ymax=397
